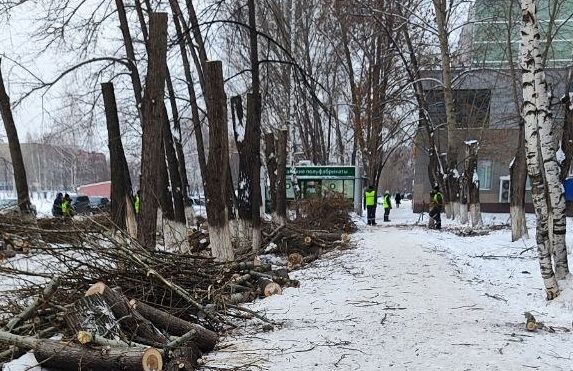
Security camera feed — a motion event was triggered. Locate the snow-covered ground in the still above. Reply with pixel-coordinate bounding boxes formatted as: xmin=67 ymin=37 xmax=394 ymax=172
xmin=4 ymin=201 xmax=573 ymax=370
xmin=201 ymin=201 xmax=573 ymax=370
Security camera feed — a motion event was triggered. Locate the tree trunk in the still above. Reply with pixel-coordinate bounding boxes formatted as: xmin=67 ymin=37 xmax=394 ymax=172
xmin=275 ymin=128 xmax=288 ymax=224
xmin=164 ymin=74 xmax=187 ymax=225
xmin=169 ymin=0 xmax=207 ymax=180
xmin=521 ymin=0 xmax=561 ymax=299
xmin=0 ymin=59 xmax=33 ymax=215
xmin=432 ymin=0 xmax=457 ymax=218
xmin=137 ymin=12 xmax=169 ymax=250
xmin=264 ymin=133 xmax=277 ymax=215
xmin=204 ymin=61 xmax=234 ymax=261
xmin=510 ymin=120 xmax=529 ymax=241
xmin=465 ymin=141 xmax=482 ymax=227
xmin=114 ymin=0 xmax=144 ymax=123
xmin=102 ymin=82 xmax=133 ymax=230
xmin=248 ymin=0 xmax=263 ymax=252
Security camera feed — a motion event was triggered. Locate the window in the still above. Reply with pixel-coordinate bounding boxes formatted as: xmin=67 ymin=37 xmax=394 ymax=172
xmin=477 ymin=160 xmax=492 ymax=190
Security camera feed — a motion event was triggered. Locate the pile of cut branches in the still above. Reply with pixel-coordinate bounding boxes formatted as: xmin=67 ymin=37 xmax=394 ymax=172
xmin=0 ymin=220 xmax=300 ymax=370
xmin=290 ymin=194 xmax=357 ymax=233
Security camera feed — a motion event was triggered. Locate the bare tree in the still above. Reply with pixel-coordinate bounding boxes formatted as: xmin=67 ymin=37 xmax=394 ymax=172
xmin=137 ymin=12 xmax=169 ymax=250
xmin=204 ymin=61 xmax=234 ymax=261
xmin=102 ymin=82 xmax=134 ymax=233
xmin=0 ymin=58 xmax=33 ymax=215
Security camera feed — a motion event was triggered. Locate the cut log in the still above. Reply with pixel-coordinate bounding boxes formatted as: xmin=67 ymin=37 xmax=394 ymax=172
xmin=288 ymin=252 xmax=303 ymax=270
xmin=85 ymin=282 xmax=167 ymax=345
xmin=164 ymin=344 xmax=199 ymax=371
xmin=129 ymin=299 xmax=218 ymax=352
xmin=227 ymin=291 xmax=255 ymax=304
xmin=257 ymin=278 xmax=282 ymax=297
xmin=0 ymin=329 xmax=163 ymax=371
xmin=65 ymin=294 xmax=124 ymax=342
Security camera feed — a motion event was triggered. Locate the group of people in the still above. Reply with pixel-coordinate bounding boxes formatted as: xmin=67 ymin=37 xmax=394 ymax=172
xmin=52 ymin=193 xmax=73 ymax=218
xmin=364 ymin=186 xmax=394 ymax=225
xmin=363 ymin=185 xmax=443 ymax=229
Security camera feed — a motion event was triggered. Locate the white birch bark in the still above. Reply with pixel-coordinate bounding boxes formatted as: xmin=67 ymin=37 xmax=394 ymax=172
xmin=520 ymin=0 xmax=560 ymax=298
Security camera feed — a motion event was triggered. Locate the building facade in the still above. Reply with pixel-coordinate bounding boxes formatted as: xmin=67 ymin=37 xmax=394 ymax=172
xmin=413 ymin=0 xmax=573 ymax=212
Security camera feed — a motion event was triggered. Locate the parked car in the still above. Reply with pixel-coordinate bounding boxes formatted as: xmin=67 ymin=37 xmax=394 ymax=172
xmin=89 ymin=196 xmax=110 ymax=214
xmin=70 ymin=195 xmax=91 ymax=215
xmin=0 ymin=198 xmax=37 ymax=216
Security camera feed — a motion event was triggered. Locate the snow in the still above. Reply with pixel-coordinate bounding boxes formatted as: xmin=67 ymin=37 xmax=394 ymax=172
xmin=5 ymin=201 xmax=573 ymax=370
xmin=464 ymin=139 xmax=478 ymax=145
xmin=201 ymin=202 xmax=573 ymax=370
xmin=557 ymin=147 xmax=566 ymax=163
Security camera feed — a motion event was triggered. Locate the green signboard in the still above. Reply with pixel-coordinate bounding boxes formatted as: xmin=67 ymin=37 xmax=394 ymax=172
xmin=286 ymin=166 xmax=355 ymax=178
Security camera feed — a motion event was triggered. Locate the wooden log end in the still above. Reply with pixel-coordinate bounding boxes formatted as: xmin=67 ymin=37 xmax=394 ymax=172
xmin=77 ymin=330 xmax=93 ymax=345
xmin=143 ymin=347 xmax=163 ymax=371
xmin=287 ymin=253 xmax=303 ymax=270
xmin=303 ymin=236 xmax=312 ymax=246
xmin=263 ymin=281 xmax=282 ymax=297
xmin=85 ymin=282 xmax=107 ymax=297
xmin=128 ymin=299 xmax=138 ymax=310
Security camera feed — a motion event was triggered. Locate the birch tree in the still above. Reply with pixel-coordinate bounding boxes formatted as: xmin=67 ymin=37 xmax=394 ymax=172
xmin=520 ymin=0 xmax=569 ymax=299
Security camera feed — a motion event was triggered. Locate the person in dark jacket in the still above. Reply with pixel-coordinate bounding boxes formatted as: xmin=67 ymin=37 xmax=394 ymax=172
xmin=394 ymin=192 xmax=402 ymax=208
xmin=52 ymin=193 xmax=63 ymax=217
xmin=383 ymin=190 xmax=392 ymax=222
xmin=363 ymin=185 xmax=377 ymax=225
xmin=429 ymin=185 xmax=443 ymax=229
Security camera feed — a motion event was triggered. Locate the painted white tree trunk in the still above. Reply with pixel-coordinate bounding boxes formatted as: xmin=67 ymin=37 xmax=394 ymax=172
xmin=210 ymin=225 xmax=234 ymax=262
xmin=521 ymin=0 xmax=561 ymax=298
xmin=444 ymin=203 xmax=452 ymax=219
xmin=510 ymin=205 xmax=528 ymax=240
xmin=451 ymin=201 xmax=460 ymax=221
xmin=469 ymin=204 xmax=483 ymax=228
xmin=163 ymin=219 xmax=190 ymax=252
xmin=459 ymin=202 xmax=468 ymax=224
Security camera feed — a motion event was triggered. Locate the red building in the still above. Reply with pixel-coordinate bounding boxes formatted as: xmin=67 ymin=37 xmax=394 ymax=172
xmin=78 ymin=181 xmax=111 ymax=198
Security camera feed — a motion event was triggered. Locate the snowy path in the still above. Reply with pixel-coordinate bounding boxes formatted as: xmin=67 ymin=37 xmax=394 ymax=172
xmin=203 ymin=205 xmax=573 ymax=370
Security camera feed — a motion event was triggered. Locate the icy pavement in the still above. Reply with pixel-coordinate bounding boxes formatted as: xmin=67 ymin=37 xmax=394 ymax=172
xmin=202 ymin=203 xmax=573 ymax=370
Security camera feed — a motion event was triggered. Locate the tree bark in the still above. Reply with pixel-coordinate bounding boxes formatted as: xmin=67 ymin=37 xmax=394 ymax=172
xmin=129 ymin=299 xmax=218 ymax=353
xmin=137 ymin=12 xmax=169 ymax=250
xmin=264 ymin=133 xmax=277 ymax=214
xmin=85 ymin=282 xmax=167 ymax=345
xmin=465 ymin=141 xmax=482 ymax=227
xmin=0 ymin=59 xmax=33 ymax=214
xmin=0 ymin=330 xmax=162 ymax=371
xmin=204 ymin=61 xmax=234 ymax=261
xmin=275 ymin=128 xmax=288 ymax=224
xmin=248 ymin=0 xmax=263 ymax=252
xmin=102 ymin=82 xmax=133 ymax=230
xmin=521 ymin=0 xmax=562 ymax=299
xmin=510 ymin=120 xmax=529 ymax=241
